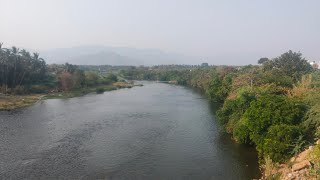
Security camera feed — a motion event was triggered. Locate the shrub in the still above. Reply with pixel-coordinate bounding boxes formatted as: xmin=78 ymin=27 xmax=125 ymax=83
xmin=28 ymin=85 xmax=49 ymax=94
xmin=233 ymin=120 xmax=251 ymax=144
xmin=239 ymin=95 xmax=306 ymax=162
xmin=0 ymin=85 xmax=8 ymax=94
xmin=95 ymin=87 xmax=105 ymax=94
xmin=13 ymin=85 xmax=26 ymax=95
xmin=259 ymin=124 xmax=301 ymax=162
xmin=85 ymin=72 xmax=100 ymax=87
xmin=105 ymin=74 xmax=118 ymax=82
xmin=206 ymin=73 xmax=233 ymax=102
xmin=217 ymin=88 xmax=256 ymax=133
xmin=309 ymin=144 xmax=320 ymax=177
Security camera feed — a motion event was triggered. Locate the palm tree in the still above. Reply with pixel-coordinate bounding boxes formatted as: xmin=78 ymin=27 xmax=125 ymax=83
xmin=17 ymin=49 xmax=31 ymax=86
xmin=0 ymin=43 xmax=10 ymax=94
xmin=11 ymin=46 xmax=20 ymax=88
xmin=0 ymin=43 xmax=50 ymax=94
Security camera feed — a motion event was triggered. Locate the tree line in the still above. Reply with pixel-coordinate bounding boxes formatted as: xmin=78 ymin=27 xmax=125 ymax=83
xmin=0 ymin=43 xmax=118 ymax=94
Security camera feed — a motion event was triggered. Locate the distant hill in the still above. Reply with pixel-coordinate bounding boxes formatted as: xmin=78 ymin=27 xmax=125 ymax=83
xmin=40 ymin=46 xmax=196 ymax=65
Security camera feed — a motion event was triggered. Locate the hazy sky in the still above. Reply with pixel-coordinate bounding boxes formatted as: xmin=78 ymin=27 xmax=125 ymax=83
xmin=0 ymin=0 xmax=319 ymax=64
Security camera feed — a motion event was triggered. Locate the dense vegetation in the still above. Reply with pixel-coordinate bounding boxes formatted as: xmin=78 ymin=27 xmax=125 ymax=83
xmin=120 ymin=50 xmax=320 ymax=163
xmin=0 ymin=43 xmax=47 ymax=93
xmin=0 ymin=43 xmax=119 ymax=95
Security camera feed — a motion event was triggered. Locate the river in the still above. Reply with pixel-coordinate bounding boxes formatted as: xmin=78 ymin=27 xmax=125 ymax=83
xmin=0 ymin=82 xmax=260 ymax=179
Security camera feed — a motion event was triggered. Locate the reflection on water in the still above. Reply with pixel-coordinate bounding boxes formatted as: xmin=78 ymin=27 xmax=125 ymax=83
xmin=0 ymin=82 xmax=260 ymax=179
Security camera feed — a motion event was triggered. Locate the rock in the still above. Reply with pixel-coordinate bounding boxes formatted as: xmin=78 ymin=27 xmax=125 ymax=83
xmin=295 ymin=149 xmax=311 ymax=162
xmin=291 ymin=160 xmax=311 ymax=172
xmin=316 ymin=139 xmax=320 ymax=145
xmin=309 ymin=146 xmax=313 ymax=150
xmin=290 ymin=157 xmax=296 ymax=162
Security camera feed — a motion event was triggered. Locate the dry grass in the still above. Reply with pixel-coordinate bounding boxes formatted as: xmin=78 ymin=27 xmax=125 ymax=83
xmin=287 ymin=74 xmax=313 ymax=98
xmin=113 ymin=81 xmax=134 ymax=88
xmin=0 ymin=95 xmax=43 ymax=110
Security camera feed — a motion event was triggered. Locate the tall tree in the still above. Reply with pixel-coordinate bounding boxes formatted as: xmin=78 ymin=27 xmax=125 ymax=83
xmin=263 ymin=50 xmax=313 ymax=81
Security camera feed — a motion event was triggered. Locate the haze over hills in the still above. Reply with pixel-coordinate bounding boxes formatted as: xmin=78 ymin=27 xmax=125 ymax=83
xmin=40 ymin=46 xmax=198 ymax=66
xmin=39 ymin=46 xmax=304 ymax=66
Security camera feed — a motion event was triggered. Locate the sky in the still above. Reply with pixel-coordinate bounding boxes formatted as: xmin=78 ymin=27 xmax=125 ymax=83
xmin=0 ymin=0 xmax=319 ymax=65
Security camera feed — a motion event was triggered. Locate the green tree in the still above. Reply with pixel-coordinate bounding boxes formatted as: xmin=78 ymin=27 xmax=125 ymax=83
xmin=263 ymin=50 xmax=313 ymax=81
xmin=258 ymin=57 xmax=269 ymax=64
xmin=85 ymin=71 xmax=100 ymax=86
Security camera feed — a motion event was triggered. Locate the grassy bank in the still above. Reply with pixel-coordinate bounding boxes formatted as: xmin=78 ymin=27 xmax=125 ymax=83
xmin=0 ymin=82 xmax=139 ymax=110
xmin=0 ymin=94 xmax=43 ymax=110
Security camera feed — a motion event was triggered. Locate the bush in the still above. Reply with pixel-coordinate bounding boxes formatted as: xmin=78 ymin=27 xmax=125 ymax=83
xmin=0 ymin=85 xmax=8 ymax=94
xmin=302 ymin=91 xmax=320 ymax=140
xmin=28 ymin=85 xmax=49 ymax=94
xmin=12 ymin=85 xmax=26 ymax=95
xmin=216 ymin=88 xmax=256 ymax=132
xmin=95 ymin=87 xmax=105 ymax=94
xmin=234 ymin=120 xmax=251 ymax=144
xmin=105 ymin=74 xmax=118 ymax=82
xmin=259 ymin=124 xmax=302 ymax=162
xmin=85 ymin=72 xmax=100 ymax=87
xmin=240 ymin=95 xmax=306 ymax=162
xmin=309 ymin=144 xmax=320 ymax=177
xmin=206 ymin=73 xmax=232 ymax=102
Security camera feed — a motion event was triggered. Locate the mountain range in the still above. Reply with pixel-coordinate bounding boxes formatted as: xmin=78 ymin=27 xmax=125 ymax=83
xmin=40 ymin=46 xmax=197 ymax=66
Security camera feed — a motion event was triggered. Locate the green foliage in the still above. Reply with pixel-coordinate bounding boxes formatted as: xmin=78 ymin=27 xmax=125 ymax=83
xmin=260 ymin=124 xmax=301 ymax=162
xmin=290 ymin=135 xmax=307 ymax=156
xmin=261 ymin=70 xmax=294 ymax=88
xmin=217 ymin=88 xmax=256 ymax=132
xmin=0 ymin=45 xmax=47 ymax=91
xmin=73 ymin=69 xmax=86 ymax=88
xmin=263 ymin=50 xmax=313 ymax=81
xmin=236 ymin=95 xmax=306 ymax=162
xmin=85 ymin=71 xmax=100 ymax=86
xmin=233 ymin=120 xmax=251 ymax=144
xmin=310 ymin=71 xmax=320 ymax=88
xmin=206 ymin=72 xmax=233 ymax=102
xmin=309 ymin=144 xmax=320 ymax=177
xmin=315 ymin=127 xmax=320 ymax=140
xmin=258 ymin=57 xmax=269 ymax=64
xmin=105 ymin=73 xmax=118 ymax=82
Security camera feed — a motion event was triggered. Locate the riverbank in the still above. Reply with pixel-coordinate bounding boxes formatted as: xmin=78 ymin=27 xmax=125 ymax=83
xmin=0 ymin=81 xmax=140 ymax=110
xmin=0 ymin=94 xmax=44 ymax=110
xmin=262 ymin=140 xmax=320 ymax=179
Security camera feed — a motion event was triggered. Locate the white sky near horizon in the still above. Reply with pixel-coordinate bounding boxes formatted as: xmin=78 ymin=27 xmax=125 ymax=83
xmin=0 ymin=0 xmax=319 ymax=64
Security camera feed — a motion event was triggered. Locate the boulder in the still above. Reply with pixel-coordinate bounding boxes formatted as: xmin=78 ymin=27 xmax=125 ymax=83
xmin=291 ymin=160 xmax=311 ymax=172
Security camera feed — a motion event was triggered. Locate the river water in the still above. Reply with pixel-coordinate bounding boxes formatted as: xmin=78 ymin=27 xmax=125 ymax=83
xmin=0 ymin=82 xmax=260 ymax=179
